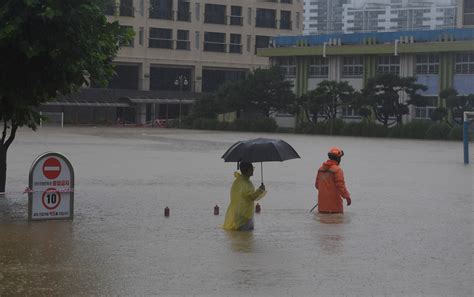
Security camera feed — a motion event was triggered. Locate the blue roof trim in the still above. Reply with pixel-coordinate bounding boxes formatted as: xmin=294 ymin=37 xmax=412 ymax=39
xmin=272 ymin=28 xmax=474 ymax=47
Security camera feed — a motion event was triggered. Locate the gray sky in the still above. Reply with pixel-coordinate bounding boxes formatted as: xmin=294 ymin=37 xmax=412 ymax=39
xmin=350 ymin=0 xmax=455 ymax=5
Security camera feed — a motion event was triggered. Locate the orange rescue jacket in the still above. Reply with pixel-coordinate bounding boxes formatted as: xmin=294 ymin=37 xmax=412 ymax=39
xmin=315 ymin=160 xmax=350 ymax=213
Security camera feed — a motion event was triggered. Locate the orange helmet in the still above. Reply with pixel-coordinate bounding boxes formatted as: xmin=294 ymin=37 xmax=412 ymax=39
xmin=328 ymin=146 xmax=344 ymax=158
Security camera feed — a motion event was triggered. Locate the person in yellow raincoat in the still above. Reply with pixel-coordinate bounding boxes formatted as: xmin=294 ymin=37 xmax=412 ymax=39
xmin=315 ymin=147 xmax=351 ymax=213
xmin=223 ymin=162 xmax=266 ymax=231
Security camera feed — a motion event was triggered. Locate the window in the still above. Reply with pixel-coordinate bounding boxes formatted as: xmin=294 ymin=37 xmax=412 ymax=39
xmin=296 ymin=12 xmax=300 ymax=29
xmin=342 ymin=56 xmax=364 ymax=77
xmin=455 ymin=53 xmax=474 ymax=74
xmin=247 ymin=35 xmax=251 ymax=52
xmin=119 ymin=26 xmax=134 ymax=47
xmin=150 ymin=0 xmax=173 ymax=20
xmin=177 ymin=0 xmax=191 ymax=21
xmin=276 ymin=57 xmax=296 ymax=77
xmin=230 ymin=6 xmax=243 ymax=26
xmin=176 ymin=30 xmax=190 ymax=50
xmin=255 ymin=35 xmax=270 ymax=54
xmin=415 ymin=97 xmax=437 ymax=119
xmin=280 ymin=11 xmax=292 ymax=30
xmin=308 ymin=57 xmax=328 ymax=77
xmin=256 ymin=9 xmax=276 ymax=28
xmin=229 ymin=34 xmax=242 ymax=54
xmin=149 ymin=28 xmax=173 ymax=49
xmin=120 ymin=0 xmax=134 ymax=17
xmin=416 ymin=54 xmax=439 ymax=74
xmin=202 ymin=69 xmax=246 ymax=92
xmin=248 ymin=8 xmax=252 ymax=25
xmin=281 ymin=0 xmax=292 ymax=3
xmin=377 ymin=56 xmax=400 ymax=74
xmin=341 ymin=106 xmax=360 ymax=118
xmin=205 ymin=4 xmax=226 ymax=24
xmin=204 ymin=32 xmax=226 ymax=52
xmin=103 ymin=0 xmax=116 ymax=15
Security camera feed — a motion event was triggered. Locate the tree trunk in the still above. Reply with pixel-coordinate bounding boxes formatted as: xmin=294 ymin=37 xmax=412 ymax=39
xmin=0 ymin=145 xmax=6 ymax=193
xmin=0 ymin=120 xmax=18 ymax=193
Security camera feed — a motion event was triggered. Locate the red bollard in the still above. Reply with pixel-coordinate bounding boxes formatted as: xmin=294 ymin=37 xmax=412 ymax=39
xmin=214 ymin=205 xmax=219 ymax=215
xmin=255 ymin=203 xmax=261 ymax=214
xmin=164 ymin=206 xmax=170 ymax=217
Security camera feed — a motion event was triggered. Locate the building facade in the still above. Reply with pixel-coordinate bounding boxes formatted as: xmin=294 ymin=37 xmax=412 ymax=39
xmin=259 ymin=28 xmax=474 ymax=127
xmin=304 ymin=0 xmax=458 ymax=35
xmin=42 ymin=0 xmax=303 ymax=125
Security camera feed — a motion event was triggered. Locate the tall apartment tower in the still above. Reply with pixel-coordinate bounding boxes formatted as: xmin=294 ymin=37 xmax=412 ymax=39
xmin=304 ymin=0 xmax=458 ymax=35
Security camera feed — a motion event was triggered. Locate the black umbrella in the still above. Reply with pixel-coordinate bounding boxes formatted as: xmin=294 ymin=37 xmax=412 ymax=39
xmin=221 ymin=138 xmax=301 ymax=184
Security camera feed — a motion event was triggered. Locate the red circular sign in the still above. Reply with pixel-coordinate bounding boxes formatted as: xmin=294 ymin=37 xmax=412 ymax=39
xmin=41 ymin=188 xmax=61 ymax=210
xmin=42 ymin=157 xmax=61 ymax=179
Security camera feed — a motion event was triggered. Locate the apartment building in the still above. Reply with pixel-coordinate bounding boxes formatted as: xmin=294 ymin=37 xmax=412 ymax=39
xmin=42 ymin=0 xmax=303 ymax=125
xmin=304 ymin=0 xmax=458 ymax=35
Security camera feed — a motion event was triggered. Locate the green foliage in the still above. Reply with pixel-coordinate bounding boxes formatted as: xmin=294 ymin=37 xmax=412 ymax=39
xmin=439 ymin=88 xmax=474 ymax=125
xmin=425 ymin=123 xmax=452 ymax=139
xmin=0 ymin=0 xmax=130 ymax=131
xmin=0 ymin=0 xmax=131 ymax=191
xmin=297 ymin=80 xmax=356 ymax=123
xmin=214 ymin=66 xmax=295 ymax=117
xmin=189 ymin=93 xmax=222 ymax=119
xmin=448 ymin=125 xmax=463 ymax=140
xmin=388 ymin=120 xmax=432 ymax=139
xmin=361 ymin=73 xmax=427 ymax=126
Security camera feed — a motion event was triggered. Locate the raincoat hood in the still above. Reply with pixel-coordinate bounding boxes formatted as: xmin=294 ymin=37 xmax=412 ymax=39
xmin=321 ymin=160 xmax=340 ymax=172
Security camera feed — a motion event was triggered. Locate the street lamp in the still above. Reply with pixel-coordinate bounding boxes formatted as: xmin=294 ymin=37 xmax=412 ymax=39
xmin=174 ymin=75 xmax=188 ymax=127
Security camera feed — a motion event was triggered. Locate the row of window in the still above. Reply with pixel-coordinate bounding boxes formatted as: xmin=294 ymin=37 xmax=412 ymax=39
xmin=121 ymin=26 xmax=272 ymax=54
xmin=106 ymin=0 xmax=299 ymax=30
xmin=275 ymin=54 xmax=474 ymax=77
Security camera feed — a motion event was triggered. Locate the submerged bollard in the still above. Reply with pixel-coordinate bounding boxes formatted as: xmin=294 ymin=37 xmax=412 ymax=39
xmin=164 ymin=207 xmax=170 ymax=217
xmin=214 ymin=205 xmax=219 ymax=215
xmin=255 ymin=203 xmax=261 ymax=213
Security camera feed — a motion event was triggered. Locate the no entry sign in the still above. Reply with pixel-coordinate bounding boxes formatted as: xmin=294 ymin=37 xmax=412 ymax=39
xmin=28 ymin=152 xmax=74 ymax=221
xmin=42 ymin=157 xmax=62 ymax=179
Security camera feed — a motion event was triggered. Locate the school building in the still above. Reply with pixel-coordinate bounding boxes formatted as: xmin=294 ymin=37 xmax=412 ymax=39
xmin=258 ymin=28 xmax=474 ymax=127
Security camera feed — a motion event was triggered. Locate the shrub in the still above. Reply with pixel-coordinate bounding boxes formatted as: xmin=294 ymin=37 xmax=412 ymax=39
xmin=448 ymin=125 xmax=463 ymax=140
xmin=425 ymin=123 xmax=451 ymax=140
xmin=232 ymin=118 xmax=278 ymax=132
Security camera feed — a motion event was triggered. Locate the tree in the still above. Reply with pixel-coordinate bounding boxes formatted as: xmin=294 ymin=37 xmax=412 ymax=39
xmin=361 ymin=73 xmax=427 ymax=126
xmin=298 ymin=80 xmax=356 ymax=123
xmin=217 ymin=66 xmax=295 ymax=117
xmin=439 ymin=88 xmax=474 ymax=125
xmin=0 ymin=0 xmax=131 ymax=192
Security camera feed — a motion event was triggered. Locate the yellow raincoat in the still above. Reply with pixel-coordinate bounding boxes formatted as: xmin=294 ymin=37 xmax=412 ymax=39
xmin=223 ymin=172 xmax=266 ymax=230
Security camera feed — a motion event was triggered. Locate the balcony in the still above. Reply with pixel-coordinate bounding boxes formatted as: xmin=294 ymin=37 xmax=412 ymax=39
xmin=177 ymin=10 xmax=191 ymax=22
xmin=256 ymin=18 xmax=277 ymax=29
xmin=149 ymin=8 xmax=174 ymax=20
xmin=230 ymin=15 xmax=243 ymax=26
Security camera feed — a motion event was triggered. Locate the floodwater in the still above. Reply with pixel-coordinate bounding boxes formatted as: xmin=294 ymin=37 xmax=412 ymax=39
xmin=0 ymin=127 xmax=472 ymax=296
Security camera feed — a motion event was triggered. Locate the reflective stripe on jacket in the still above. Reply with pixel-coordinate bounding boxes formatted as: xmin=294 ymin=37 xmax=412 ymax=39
xmin=315 ymin=160 xmax=350 ymax=213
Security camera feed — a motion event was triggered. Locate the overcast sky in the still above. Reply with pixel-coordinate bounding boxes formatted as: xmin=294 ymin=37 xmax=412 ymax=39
xmin=350 ymin=0 xmax=455 ymax=5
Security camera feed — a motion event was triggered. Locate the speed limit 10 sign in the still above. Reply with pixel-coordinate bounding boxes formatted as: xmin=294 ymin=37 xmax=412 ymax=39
xmin=28 ymin=152 xmax=74 ymax=221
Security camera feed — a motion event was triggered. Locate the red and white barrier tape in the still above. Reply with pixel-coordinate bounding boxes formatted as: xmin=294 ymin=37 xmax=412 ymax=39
xmin=0 ymin=187 xmax=74 ymax=195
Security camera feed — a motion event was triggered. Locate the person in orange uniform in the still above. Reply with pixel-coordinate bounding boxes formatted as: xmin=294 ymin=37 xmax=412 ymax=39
xmin=315 ymin=147 xmax=351 ymax=213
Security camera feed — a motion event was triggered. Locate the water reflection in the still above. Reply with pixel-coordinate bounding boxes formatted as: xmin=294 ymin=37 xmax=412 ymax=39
xmin=314 ymin=212 xmax=350 ymax=224
xmin=224 ymin=230 xmax=255 ymax=253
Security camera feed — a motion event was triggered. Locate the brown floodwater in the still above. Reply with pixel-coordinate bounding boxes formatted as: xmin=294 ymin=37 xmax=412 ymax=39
xmin=0 ymin=127 xmax=472 ymax=296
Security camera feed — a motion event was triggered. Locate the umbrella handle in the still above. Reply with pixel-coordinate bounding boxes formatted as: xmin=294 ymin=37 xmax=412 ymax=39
xmin=260 ymin=162 xmax=264 ymax=185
